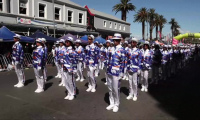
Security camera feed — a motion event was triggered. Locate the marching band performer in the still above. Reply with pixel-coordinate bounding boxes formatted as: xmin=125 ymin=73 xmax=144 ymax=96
xmin=75 ymin=39 xmax=85 ymax=82
xmin=122 ymin=41 xmax=129 ymax=81
xmin=63 ymin=37 xmax=77 ymax=100
xmin=55 ymin=41 xmax=61 ymax=78
xmin=126 ymin=38 xmax=140 ymax=101
xmin=12 ymin=34 xmax=25 ymax=88
xmin=85 ymin=35 xmax=99 ymax=92
xmin=99 ymin=43 xmax=105 ymax=70
xmin=106 ymin=33 xmax=125 ymax=112
xmin=104 ymin=40 xmax=112 ymax=85
xmin=58 ymin=39 xmax=66 ymax=86
xmin=94 ymin=41 xmax=100 ymax=77
xmin=139 ymin=41 xmax=151 ymax=92
xmin=42 ymin=38 xmax=48 ymax=82
xmin=161 ymin=45 xmax=169 ymax=80
xmin=33 ymin=38 xmax=45 ymax=93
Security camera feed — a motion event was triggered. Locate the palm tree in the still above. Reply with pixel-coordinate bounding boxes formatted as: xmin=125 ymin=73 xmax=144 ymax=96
xmin=158 ymin=15 xmax=167 ymax=39
xmin=112 ymin=0 xmax=136 ymax=21
xmin=148 ymin=8 xmax=156 ymax=40
xmin=134 ymin=7 xmax=148 ymax=40
xmin=169 ymin=18 xmax=180 ymax=39
xmin=154 ymin=13 xmax=160 ymax=40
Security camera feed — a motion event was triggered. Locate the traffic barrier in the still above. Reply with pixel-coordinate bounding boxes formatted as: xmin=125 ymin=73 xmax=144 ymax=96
xmin=47 ymin=53 xmax=54 ymax=65
xmin=23 ymin=53 xmax=33 ymax=68
xmin=0 ymin=54 xmax=10 ymax=71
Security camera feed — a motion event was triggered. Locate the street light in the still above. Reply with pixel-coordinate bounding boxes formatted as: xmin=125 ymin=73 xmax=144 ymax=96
xmin=52 ymin=0 xmax=55 ymax=38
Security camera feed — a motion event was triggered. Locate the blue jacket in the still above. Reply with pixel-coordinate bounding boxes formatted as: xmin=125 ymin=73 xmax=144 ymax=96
xmin=75 ymin=46 xmax=85 ymax=62
xmin=104 ymin=47 xmax=112 ymax=67
xmin=85 ymin=43 xmax=99 ymax=67
xmin=139 ymin=49 xmax=152 ymax=70
xmin=63 ymin=46 xmax=78 ymax=73
xmin=127 ymin=47 xmax=140 ymax=73
xmin=107 ymin=45 xmax=126 ymax=76
xmin=33 ymin=46 xmax=44 ymax=69
xmin=59 ymin=46 xmax=67 ymax=64
xmin=12 ymin=41 xmax=24 ymax=65
xmin=54 ymin=47 xmax=60 ymax=62
xmin=100 ymin=47 xmax=106 ymax=61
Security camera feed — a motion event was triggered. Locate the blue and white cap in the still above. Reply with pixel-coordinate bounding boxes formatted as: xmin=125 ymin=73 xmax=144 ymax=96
xmin=144 ymin=41 xmax=149 ymax=45
xmin=41 ymin=38 xmax=46 ymax=43
xmin=163 ymin=45 xmax=168 ymax=48
xmin=66 ymin=37 xmax=74 ymax=43
xmin=95 ymin=41 xmax=99 ymax=44
xmin=36 ymin=38 xmax=43 ymax=43
xmin=124 ymin=41 xmax=128 ymax=44
xmin=59 ymin=39 xmax=65 ymax=43
xmin=89 ymin=35 xmax=94 ymax=40
xmin=13 ymin=34 xmax=21 ymax=39
xmin=106 ymin=40 xmax=111 ymax=43
xmin=131 ymin=37 xmax=138 ymax=42
xmin=55 ymin=41 xmax=59 ymax=44
xmin=75 ymin=39 xmax=81 ymax=43
xmin=112 ymin=33 xmax=122 ymax=40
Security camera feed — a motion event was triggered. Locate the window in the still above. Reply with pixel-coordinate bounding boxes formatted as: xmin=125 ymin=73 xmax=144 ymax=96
xmin=68 ymin=10 xmax=73 ymax=22
xmin=109 ymin=22 xmax=112 ymax=28
xmin=123 ymin=26 xmax=125 ymax=31
xmin=55 ymin=7 xmax=60 ymax=20
xmin=19 ymin=0 xmax=28 ymax=15
xmin=103 ymin=21 xmax=106 ymax=27
xmin=79 ymin=13 xmax=83 ymax=24
xmin=39 ymin=3 xmax=46 ymax=18
xmin=114 ymin=23 xmax=117 ymax=29
xmin=119 ymin=25 xmax=121 ymax=30
xmin=0 ymin=0 xmax=3 ymax=11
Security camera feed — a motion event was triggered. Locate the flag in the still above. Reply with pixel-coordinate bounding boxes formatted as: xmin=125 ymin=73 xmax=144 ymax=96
xmin=158 ymin=31 xmax=162 ymax=40
xmin=172 ymin=38 xmax=179 ymax=45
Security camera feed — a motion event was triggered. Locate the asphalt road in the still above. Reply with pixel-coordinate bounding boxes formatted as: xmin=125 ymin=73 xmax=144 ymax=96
xmin=0 ymin=59 xmax=200 ymax=120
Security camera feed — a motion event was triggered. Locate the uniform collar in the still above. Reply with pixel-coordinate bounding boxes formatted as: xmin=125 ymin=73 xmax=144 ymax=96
xmin=67 ymin=46 xmax=72 ymax=50
xmin=61 ymin=46 xmax=65 ymax=49
xmin=14 ymin=41 xmax=19 ymax=45
xmin=115 ymin=44 xmax=122 ymax=49
xmin=37 ymin=46 xmax=43 ymax=49
xmin=89 ymin=43 xmax=95 ymax=47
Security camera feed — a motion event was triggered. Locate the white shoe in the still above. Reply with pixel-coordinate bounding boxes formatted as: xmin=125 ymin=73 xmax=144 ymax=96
xmin=35 ymin=89 xmax=44 ymax=93
xmin=68 ymin=96 xmax=74 ymax=100
xmin=14 ymin=83 xmax=19 ymax=87
xmin=95 ymin=75 xmax=98 ymax=77
xmin=76 ymin=78 xmax=80 ymax=81
xmin=16 ymin=83 xmax=24 ymax=88
xmin=144 ymin=88 xmax=148 ymax=92
xmin=80 ymin=79 xmax=85 ymax=82
xmin=86 ymin=87 xmax=92 ymax=92
xmin=126 ymin=95 xmax=133 ymax=100
xmin=58 ymin=83 xmax=63 ymax=86
xmin=55 ymin=75 xmax=59 ymax=78
xmin=113 ymin=106 xmax=119 ymax=112
xmin=141 ymin=87 xmax=145 ymax=92
xmin=126 ymin=77 xmax=129 ymax=81
xmin=106 ymin=105 xmax=114 ymax=110
xmin=64 ymin=95 xmax=70 ymax=100
xmin=133 ymin=96 xmax=137 ymax=101
xmin=91 ymin=88 xmax=96 ymax=93
xmin=35 ymin=89 xmax=40 ymax=93
xmin=104 ymin=82 xmax=107 ymax=85
xmin=62 ymin=84 xmax=65 ymax=87
xmin=58 ymin=75 xmax=61 ymax=78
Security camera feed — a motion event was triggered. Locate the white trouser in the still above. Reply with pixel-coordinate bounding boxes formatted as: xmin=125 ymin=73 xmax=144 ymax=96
xmin=33 ymin=68 xmax=44 ymax=90
xmin=77 ymin=61 xmax=84 ymax=79
xmin=161 ymin=64 xmax=167 ymax=80
xmin=43 ymin=65 xmax=47 ymax=80
xmin=152 ymin=65 xmax=159 ymax=82
xmin=95 ymin=59 xmax=100 ymax=76
xmin=107 ymin=74 xmax=120 ymax=107
xmin=54 ymin=60 xmax=61 ymax=76
xmin=87 ymin=66 xmax=96 ymax=89
xmin=63 ymin=71 xmax=76 ymax=96
xmin=140 ymin=70 xmax=149 ymax=89
xmin=14 ymin=64 xmax=25 ymax=84
xmin=99 ymin=59 xmax=104 ymax=69
xmin=60 ymin=67 xmax=65 ymax=85
xmin=105 ymin=68 xmax=108 ymax=83
xmin=128 ymin=72 xmax=138 ymax=97
xmin=123 ymin=67 xmax=128 ymax=79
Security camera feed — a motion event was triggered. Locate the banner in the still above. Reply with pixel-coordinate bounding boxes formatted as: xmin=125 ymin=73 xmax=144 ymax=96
xmin=174 ymin=33 xmax=200 ymax=40
xmin=172 ymin=38 xmax=179 ymax=45
xmin=158 ymin=31 xmax=162 ymax=40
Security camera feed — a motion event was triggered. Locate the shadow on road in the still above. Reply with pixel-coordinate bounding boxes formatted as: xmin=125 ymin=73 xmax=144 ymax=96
xmin=44 ymin=82 xmax=53 ymax=91
xmin=104 ymin=92 xmax=110 ymax=105
xmin=24 ymin=79 xmax=34 ymax=86
xmin=120 ymin=87 xmax=129 ymax=96
xmin=148 ymin=59 xmax=200 ymax=120
xmin=101 ymin=78 xmax=106 ymax=83
xmin=47 ymin=76 xmax=54 ymax=81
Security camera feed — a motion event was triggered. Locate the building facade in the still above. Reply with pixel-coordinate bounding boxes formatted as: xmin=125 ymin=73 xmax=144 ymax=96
xmin=0 ymin=0 xmax=99 ymax=37
xmin=85 ymin=5 xmax=131 ymax=39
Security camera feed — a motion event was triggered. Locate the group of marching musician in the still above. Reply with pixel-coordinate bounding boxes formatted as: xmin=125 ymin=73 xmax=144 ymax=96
xmin=11 ymin=33 xmax=199 ymax=112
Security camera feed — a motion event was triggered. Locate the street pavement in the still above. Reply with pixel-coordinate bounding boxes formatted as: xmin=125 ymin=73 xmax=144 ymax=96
xmin=0 ymin=59 xmax=200 ymax=120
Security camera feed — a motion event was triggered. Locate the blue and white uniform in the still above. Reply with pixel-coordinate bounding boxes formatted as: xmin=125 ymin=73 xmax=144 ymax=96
xmin=99 ymin=46 xmax=105 ymax=70
xmin=12 ymin=39 xmax=25 ymax=87
xmin=33 ymin=43 xmax=45 ymax=93
xmin=55 ymin=42 xmax=61 ymax=78
xmin=122 ymin=46 xmax=130 ymax=80
xmin=161 ymin=47 xmax=169 ymax=80
xmin=95 ymin=43 xmax=100 ymax=77
xmin=85 ymin=43 xmax=99 ymax=92
xmin=43 ymin=44 xmax=48 ymax=81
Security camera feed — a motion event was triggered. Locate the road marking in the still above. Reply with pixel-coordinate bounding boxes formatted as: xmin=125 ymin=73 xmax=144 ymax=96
xmin=5 ymin=94 xmax=68 ymax=116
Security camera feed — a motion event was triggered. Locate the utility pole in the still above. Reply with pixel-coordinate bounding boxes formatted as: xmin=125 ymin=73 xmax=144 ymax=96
xmin=52 ymin=0 xmax=55 ymax=38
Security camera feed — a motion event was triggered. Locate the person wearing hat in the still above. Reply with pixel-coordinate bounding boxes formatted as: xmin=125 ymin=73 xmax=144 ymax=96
xmin=126 ymin=37 xmax=140 ymax=101
xmin=55 ymin=41 xmax=62 ymax=78
xmin=63 ymin=37 xmax=77 ymax=100
xmin=139 ymin=41 xmax=152 ymax=92
xmin=167 ymin=45 xmax=173 ymax=77
xmin=85 ymin=35 xmax=99 ymax=93
xmin=41 ymin=38 xmax=48 ymax=82
xmin=161 ymin=45 xmax=169 ymax=81
xmin=94 ymin=41 xmax=100 ymax=77
xmin=75 ymin=39 xmax=85 ymax=82
xmin=106 ymin=33 xmax=126 ymax=112
xmin=33 ymin=38 xmax=45 ymax=93
xmin=150 ymin=43 xmax=162 ymax=84
xmin=58 ymin=39 xmax=67 ymax=86
xmin=122 ymin=40 xmax=129 ymax=81
xmin=104 ymin=40 xmax=112 ymax=85
xmin=99 ymin=43 xmax=105 ymax=70
xmin=12 ymin=34 xmax=25 ymax=88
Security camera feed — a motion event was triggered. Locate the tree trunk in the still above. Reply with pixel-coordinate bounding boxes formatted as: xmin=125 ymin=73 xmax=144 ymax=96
xmin=159 ymin=26 xmax=163 ymax=39
xmin=122 ymin=10 xmax=126 ymax=21
xmin=150 ymin=25 xmax=153 ymax=40
xmin=156 ymin=26 xmax=158 ymax=40
xmin=142 ymin=21 xmax=145 ymax=40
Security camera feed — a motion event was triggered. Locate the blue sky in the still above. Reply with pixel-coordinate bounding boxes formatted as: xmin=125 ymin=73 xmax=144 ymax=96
xmin=71 ymin=0 xmax=200 ymax=39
